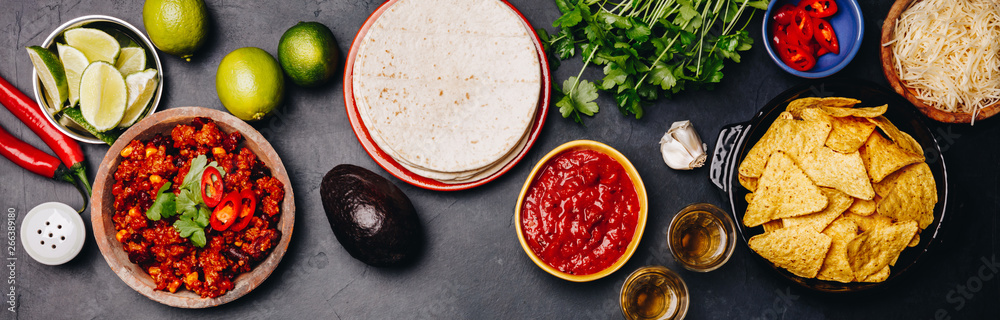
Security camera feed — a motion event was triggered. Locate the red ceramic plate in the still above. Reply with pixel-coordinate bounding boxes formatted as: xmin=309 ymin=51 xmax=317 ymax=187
xmin=343 ymin=0 xmax=551 ymax=191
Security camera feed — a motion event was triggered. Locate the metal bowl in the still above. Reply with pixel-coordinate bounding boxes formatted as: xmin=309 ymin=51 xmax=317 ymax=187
xmin=32 ymin=15 xmax=164 ymax=144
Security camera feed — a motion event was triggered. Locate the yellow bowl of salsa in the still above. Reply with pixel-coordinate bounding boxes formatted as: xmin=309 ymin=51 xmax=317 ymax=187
xmin=515 ymin=140 xmax=648 ymax=282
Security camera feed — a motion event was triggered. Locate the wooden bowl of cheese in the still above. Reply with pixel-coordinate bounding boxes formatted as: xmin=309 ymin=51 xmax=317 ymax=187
xmin=880 ymin=0 xmax=1000 ymax=123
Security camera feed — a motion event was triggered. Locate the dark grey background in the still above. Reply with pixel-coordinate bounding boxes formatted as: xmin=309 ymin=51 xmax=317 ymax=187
xmin=0 ymin=0 xmax=997 ymax=319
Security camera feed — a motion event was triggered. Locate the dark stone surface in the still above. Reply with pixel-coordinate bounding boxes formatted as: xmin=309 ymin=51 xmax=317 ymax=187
xmin=0 ymin=0 xmax=996 ymax=318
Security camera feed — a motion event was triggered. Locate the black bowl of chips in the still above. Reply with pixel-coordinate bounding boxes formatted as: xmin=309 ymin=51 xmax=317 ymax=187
xmin=709 ymin=80 xmax=948 ymax=292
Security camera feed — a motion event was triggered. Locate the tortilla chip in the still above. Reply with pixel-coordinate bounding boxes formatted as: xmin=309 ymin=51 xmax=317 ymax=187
xmin=763 ymin=220 xmax=783 ymax=232
xmin=908 ymin=233 xmax=920 ymax=247
xmin=869 ymin=116 xmax=923 ymax=155
xmin=739 ymin=174 xmax=758 ymax=192
xmin=744 ymin=152 xmax=828 ymax=228
xmin=847 ymin=220 xmax=918 ymax=279
xmin=785 ymin=97 xmax=861 ymax=118
xmin=817 ymin=219 xmax=859 ymax=283
xmin=876 ymin=163 xmax=937 ymax=229
xmin=778 ymin=111 xmax=795 ymax=120
xmin=858 ymin=266 xmax=890 ymax=283
xmin=748 ymin=227 xmax=832 ymax=278
xmin=821 ymin=104 xmax=888 ymax=118
xmin=782 ymin=188 xmax=853 ymax=233
xmin=860 ymin=131 xmax=924 ymax=183
xmin=800 ymin=147 xmax=875 ymax=200
xmin=799 ymin=107 xmax=832 ymax=122
xmin=827 ymin=116 xmax=878 ymax=153
xmin=738 ymin=119 xmax=832 ymax=178
xmin=848 ymin=198 xmax=877 ymax=216
xmin=841 ymin=212 xmax=894 ymax=233
xmin=745 ymin=192 xmax=754 ymax=203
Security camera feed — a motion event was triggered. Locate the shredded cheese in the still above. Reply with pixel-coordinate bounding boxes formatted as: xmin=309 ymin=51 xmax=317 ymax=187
xmin=885 ymin=0 xmax=1000 ymax=123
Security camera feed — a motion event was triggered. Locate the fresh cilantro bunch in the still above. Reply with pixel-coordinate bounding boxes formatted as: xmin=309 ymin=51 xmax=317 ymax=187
xmin=539 ymin=0 xmax=768 ymax=123
xmin=145 ymin=155 xmax=225 ymax=247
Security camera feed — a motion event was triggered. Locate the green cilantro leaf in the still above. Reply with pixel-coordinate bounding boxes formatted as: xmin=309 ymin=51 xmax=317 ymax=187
xmin=145 ymin=182 xmax=174 ymax=221
xmin=601 ymin=64 xmax=629 ymax=90
xmin=556 ymin=76 xmax=600 ymax=120
xmin=176 ymin=188 xmax=201 ymax=219
xmin=553 ymin=7 xmax=583 ymax=28
xmin=196 ymin=206 xmax=211 ymax=228
xmin=554 ymin=0 xmax=575 ymax=14
xmin=649 ymin=61 xmax=677 ymax=90
xmin=173 ymin=219 xmax=207 ymax=248
xmin=625 ymin=19 xmax=651 ymax=42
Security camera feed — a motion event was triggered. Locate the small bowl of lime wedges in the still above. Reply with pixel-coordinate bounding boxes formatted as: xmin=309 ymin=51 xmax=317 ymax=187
xmin=30 ymin=15 xmax=163 ymax=145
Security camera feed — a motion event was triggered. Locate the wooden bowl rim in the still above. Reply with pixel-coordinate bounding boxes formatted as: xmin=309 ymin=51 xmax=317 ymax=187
xmin=880 ymin=0 xmax=1000 ymax=123
xmin=91 ymin=107 xmax=295 ymax=308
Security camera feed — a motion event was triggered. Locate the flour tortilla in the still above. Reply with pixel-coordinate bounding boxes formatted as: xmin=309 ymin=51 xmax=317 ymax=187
xmin=352 ymin=0 xmax=541 ymax=180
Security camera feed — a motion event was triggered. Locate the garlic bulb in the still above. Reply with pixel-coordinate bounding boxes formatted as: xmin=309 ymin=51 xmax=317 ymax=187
xmin=659 ymin=120 xmax=708 ymax=170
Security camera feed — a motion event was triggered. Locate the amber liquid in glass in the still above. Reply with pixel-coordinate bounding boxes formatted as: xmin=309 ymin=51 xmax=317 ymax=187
xmin=620 ymin=267 xmax=687 ymax=320
xmin=670 ymin=211 xmax=726 ymax=268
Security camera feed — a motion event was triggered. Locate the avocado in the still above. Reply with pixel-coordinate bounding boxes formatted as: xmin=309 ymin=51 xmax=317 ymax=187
xmin=320 ymin=164 xmax=423 ymax=267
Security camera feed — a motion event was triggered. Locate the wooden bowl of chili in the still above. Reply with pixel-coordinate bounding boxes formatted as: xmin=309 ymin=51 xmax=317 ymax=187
xmin=91 ymin=107 xmax=294 ymax=308
xmin=515 ymin=140 xmax=647 ymax=282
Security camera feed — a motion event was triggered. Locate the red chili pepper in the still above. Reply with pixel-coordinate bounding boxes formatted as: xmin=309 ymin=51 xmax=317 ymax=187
xmin=0 ymin=74 xmax=91 ymax=195
xmin=771 ymin=23 xmax=789 ymax=47
xmin=200 ymin=167 xmax=224 ymax=208
xmin=0 ymin=123 xmax=86 ymax=211
xmin=799 ymin=0 xmax=838 ymax=18
xmin=813 ymin=18 xmax=840 ymax=55
xmin=230 ymin=189 xmax=257 ymax=232
xmin=773 ymin=4 xmax=797 ymax=25
xmin=790 ymin=8 xmax=814 ymax=42
xmin=777 ymin=44 xmax=817 ymax=71
xmin=210 ymin=192 xmax=242 ymax=231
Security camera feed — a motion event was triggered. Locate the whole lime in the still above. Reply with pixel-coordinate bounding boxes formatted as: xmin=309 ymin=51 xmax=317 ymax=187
xmin=216 ymin=47 xmax=284 ymax=121
xmin=277 ymin=22 xmax=339 ymax=87
xmin=142 ymin=0 xmax=209 ymax=61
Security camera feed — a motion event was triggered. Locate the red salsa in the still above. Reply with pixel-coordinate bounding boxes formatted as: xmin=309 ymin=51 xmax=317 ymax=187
xmin=521 ymin=149 xmax=640 ymax=275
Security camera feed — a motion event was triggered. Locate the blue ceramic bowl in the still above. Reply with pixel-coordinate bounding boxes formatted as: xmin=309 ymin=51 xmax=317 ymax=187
xmin=762 ymin=0 xmax=863 ymax=78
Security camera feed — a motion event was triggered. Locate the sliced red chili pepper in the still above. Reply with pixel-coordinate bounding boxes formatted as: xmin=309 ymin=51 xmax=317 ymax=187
xmin=813 ymin=18 xmax=840 ymax=55
xmin=799 ymin=0 xmax=838 ymax=18
xmin=772 ymin=4 xmax=797 ymax=25
xmin=0 ymin=74 xmax=90 ymax=195
xmin=777 ymin=44 xmax=817 ymax=71
xmin=789 ymin=8 xmax=813 ymax=42
xmin=201 ymin=167 xmax=224 ymax=208
xmin=210 ymin=192 xmax=242 ymax=231
xmin=771 ymin=22 xmax=788 ymax=47
xmin=230 ymin=189 xmax=257 ymax=232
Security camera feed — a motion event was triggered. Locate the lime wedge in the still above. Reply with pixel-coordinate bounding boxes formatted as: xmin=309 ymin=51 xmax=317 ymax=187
xmin=119 ymin=68 xmax=158 ymax=128
xmin=79 ymin=61 xmax=127 ymax=132
xmin=64 ymin=28 xmax=120 ymax=63
xmin=115 ymin=47 xmax=146 ymax=76
xmin=56 ymin=43 xmax=89 ymax=107
xmin=57 ymin=112 xmax=87 ymax=132
xmin=26 ymin=46 xmax=68 ymax=109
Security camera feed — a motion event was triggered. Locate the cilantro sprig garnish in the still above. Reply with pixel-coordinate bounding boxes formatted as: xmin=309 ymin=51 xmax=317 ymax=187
xmin=145 ymin=154 xmax=225 ymax=247
xmin=539 ymin=0 xmax=767 ymax=123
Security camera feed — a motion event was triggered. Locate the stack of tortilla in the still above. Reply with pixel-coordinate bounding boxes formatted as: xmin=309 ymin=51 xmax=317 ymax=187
xmin=352 ymin=0 xmax=542 ymax=184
